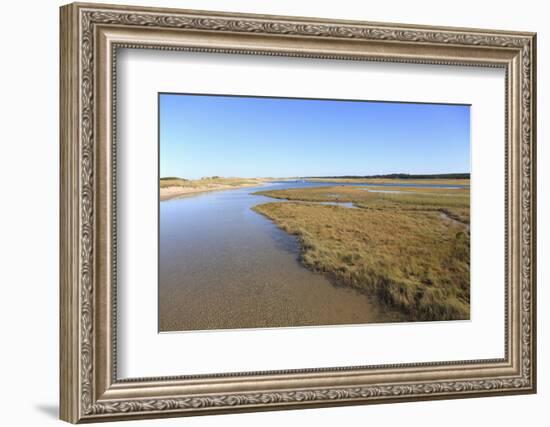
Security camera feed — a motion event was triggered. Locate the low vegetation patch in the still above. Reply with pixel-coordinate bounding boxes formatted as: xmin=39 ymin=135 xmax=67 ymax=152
xmin=255 ymin=185 xmax=470 ymax=223
xmin=253 ymin=185 xmax=470 ymax=321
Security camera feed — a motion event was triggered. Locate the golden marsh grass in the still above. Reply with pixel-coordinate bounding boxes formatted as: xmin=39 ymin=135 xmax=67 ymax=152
xmin=253 ymin=185 xmax=470 ymax=321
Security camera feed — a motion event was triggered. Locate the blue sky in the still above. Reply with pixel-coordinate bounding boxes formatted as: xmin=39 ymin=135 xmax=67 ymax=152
xmin=159 ymin=93 xmax=470 ymax=179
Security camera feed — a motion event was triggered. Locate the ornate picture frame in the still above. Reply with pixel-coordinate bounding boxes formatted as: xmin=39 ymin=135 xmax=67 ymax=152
xmin=60 ymin=2 xmax=536 ymax=423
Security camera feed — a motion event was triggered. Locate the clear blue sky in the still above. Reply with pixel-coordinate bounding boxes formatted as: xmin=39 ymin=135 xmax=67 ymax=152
xmin=159 ymin=93 xmax=470 ymax=179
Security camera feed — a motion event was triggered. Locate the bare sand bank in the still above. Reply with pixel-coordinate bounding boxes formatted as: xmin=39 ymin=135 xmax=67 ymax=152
xmin=160 ymin=183 xmax=261 ymax=201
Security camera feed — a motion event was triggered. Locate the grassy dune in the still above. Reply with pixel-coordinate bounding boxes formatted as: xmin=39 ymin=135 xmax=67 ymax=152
xmin=253 ymin=185 xmax=470 ymax=321
xmin=160 ymin=177 xmax=266 ymax=200
xmin=160 ymin=176 xmax=265 ymax=189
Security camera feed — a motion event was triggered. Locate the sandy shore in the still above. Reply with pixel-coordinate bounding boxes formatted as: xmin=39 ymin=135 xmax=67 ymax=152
xmin=160 ymin=182 xmax=264 ymax=201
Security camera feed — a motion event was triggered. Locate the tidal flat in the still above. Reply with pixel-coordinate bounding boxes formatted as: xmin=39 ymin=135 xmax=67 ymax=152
xmin=159 ymin=179 xmax=470 ymax=331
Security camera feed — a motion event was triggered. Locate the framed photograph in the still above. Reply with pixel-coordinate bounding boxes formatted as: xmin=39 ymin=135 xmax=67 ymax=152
xmin=60 ymin=2 xmax=537 ymax=423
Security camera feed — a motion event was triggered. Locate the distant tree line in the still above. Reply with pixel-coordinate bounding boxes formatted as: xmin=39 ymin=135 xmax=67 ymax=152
xmin=306 ymin=173 xmax=470 ymax=180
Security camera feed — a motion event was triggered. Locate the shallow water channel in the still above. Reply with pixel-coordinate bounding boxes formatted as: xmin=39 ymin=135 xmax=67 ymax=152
xmin=159 ymin=181 xmax=465 ymax=331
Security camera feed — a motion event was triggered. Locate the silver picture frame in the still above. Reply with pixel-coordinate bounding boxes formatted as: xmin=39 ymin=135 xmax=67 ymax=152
xmin=60 ymin=2 xmax=536 ymax=423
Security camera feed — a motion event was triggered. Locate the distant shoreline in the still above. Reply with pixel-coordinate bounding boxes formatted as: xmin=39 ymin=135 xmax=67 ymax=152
xmin=160 ymin=176 xmax=471 ymax=201
xmin=305 ymin=173 xmax=470 ymax=180
xmin=305 ymin=177 xmax=470 ymax=186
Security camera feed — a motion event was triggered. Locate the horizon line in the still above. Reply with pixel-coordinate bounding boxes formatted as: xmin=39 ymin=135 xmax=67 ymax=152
xmin=160 ymin=172 xmax=471 ymax=180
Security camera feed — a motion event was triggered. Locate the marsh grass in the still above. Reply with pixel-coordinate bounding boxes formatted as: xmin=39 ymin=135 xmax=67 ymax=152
xmin=253 ymin=185 xmax=470 ymax=321
xmin=255 ymin=185 xmax=470 ymax=223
